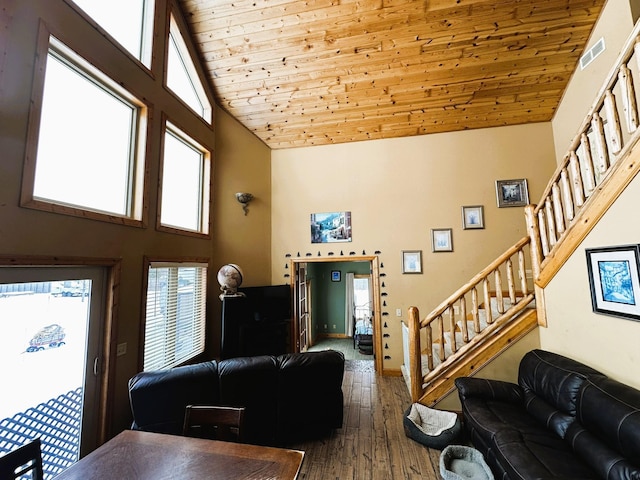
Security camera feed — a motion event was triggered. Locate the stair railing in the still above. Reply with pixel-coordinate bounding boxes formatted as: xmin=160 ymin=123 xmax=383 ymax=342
xmin=526 ymin=21 xmax=640 ymax=289
xmin=407 ymin=20 xmax=640 ymax=404
xmin=407 ymin=236 xmax=533 ymax=402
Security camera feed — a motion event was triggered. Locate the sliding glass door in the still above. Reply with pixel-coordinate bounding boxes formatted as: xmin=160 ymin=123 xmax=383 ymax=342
xmin=0 ymin=266 xmax=106 ymax=479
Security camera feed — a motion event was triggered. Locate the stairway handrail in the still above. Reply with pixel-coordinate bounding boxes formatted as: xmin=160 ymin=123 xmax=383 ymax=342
xmin=419 ymin=236 xmax=531 ymax=329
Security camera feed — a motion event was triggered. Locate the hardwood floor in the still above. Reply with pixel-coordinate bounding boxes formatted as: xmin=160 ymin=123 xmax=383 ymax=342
xmin=288 ymin=361 xmax=443 ymax=479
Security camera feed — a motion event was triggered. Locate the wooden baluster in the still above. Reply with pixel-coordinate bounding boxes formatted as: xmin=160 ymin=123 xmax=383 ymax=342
xmin=448 ymin=306 xmax=457 ymax=354
xmin=552 ymin=182 xmax=565 ymax=234
xmin=506 ymin=257 xmax=516 ymax=303
xmin=604 ymin=90 xmax=623 ymax=155
xmin=426 ymin=324 xmax=433 ymax=371
xmin=494 ymin=269 xmax=504 ymax=314
xmin=569 ymin=152 xmax=585 ymax=208
xmin=460 ymin=296 xmax=468 ymax=342
xmin=524 ymin=205 xmax=542 ymax=284
xmin=537 ymin=208 xmax=550 ymax=257
xmin=580 ymin=133 xmax=596 ymax=195
xmin=437 ymin=315 xmax=445 ymax=361
xmin=544 ymin=198 xmax=557 ymax=247
xmin=483 ymin=277 xmax=493 ymax=325
xmin=408 ymin=306 xmax=423 ymax=402
xmin=518 ymin=249 xmax=528 ymax=295
xmin=560 ymin=167 xmax=574 ymax=221
xmin=619 ymin=64 xmax=639 ymax=133
xmin=471 ymin=287 xmax=480 ymax=333
xmin=591 ymin=112 xmax=609 ymax=177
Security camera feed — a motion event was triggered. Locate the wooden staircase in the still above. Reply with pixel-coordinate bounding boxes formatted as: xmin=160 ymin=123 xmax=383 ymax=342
xmin=405 ymin=20 xmax=640 ymax=406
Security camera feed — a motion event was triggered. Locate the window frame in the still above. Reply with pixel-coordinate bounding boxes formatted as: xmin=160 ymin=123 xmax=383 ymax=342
xmin=157 ymin=118 xmax=212 ymax=237
xmin=64 ymin=0 xmax=156 ymax=71
xmin=164 ymin=10 xmax=213 ymax=124
xmin=21 ymin=23 xmax=149 ymax=228
xmin=141 ymin=258 xmax=209 ymax=371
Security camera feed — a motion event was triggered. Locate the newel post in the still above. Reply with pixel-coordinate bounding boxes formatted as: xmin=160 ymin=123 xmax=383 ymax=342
xmin=408 ymin=306 xmax=423 ymax=403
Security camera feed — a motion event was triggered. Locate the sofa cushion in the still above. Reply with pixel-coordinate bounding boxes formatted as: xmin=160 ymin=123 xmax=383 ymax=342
xmin=128 ymin=361 xmax=219 ymax=434
xmin=218 ymin=355 xmax=279 ymax=445
xmin=567 ymin=375 xmax=640 ymax=479
xmin=518 ymin=349 xmax=604 ymax=439
xmin=491 ymin=429 xmax=599 ymax=480
xmin=276 ymin=350 xmax=344 ymax=441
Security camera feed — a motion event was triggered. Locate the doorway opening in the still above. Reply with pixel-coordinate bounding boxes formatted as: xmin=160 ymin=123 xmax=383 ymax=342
xmin=290 ymin=256 xmax=382 ymax=373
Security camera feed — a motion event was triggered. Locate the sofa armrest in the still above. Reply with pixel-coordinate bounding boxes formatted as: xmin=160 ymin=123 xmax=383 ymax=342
xmin=455 ymin=377 xmax=523 ymax=404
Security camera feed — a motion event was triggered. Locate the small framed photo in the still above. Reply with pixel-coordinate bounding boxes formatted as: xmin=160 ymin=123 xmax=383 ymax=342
xmin=402 ymin=250 xmax=422 ymax=274
xmin=586 ymin=245 xmax=640 ymax=321
xmin=331 ymin=270 xmax=341 ymax=282
xmin=431 ymin=228 xmax=453 ymax=252
xmin=496 ymin=179 xmax=529 ymax=208
xmin=462 ymin=205 xmax=484 ymax=229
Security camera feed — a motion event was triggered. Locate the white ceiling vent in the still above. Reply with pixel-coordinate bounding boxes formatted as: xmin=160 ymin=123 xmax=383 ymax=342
xmin=580 ymin=37 xmax=606 ymax=70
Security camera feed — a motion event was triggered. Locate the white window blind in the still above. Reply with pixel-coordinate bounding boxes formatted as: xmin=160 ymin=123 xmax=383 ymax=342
xmin=144 ymin=262 xmax=207 ymax=371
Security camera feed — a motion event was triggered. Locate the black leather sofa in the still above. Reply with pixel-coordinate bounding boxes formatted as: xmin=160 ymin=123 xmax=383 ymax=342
xmin=455 ymin=349 xmax=640 ymax=480
xmin=128 ymin=350 xmax=345 ymax=446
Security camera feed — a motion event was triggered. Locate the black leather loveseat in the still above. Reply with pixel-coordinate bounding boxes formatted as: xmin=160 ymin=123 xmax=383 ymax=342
xmin=128 ymin=350 xmax=344 ymax=446
xmin=455 ymin=349 xmax=640 ymax=480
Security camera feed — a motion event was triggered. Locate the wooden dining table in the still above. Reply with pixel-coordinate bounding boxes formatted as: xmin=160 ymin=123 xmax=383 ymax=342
xmin=54 ymin=430 xmax=304 ymax=479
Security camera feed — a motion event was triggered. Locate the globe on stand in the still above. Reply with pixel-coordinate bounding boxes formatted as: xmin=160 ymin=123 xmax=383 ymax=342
xmin=217 ymin=264 xmax=245 ymax=300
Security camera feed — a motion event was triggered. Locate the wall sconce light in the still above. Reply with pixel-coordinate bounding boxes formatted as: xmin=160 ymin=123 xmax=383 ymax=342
xmin=235 ymin=192 xmax=254 ymax=215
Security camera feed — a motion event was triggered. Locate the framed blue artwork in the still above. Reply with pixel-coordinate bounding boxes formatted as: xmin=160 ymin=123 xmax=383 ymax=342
xmin=586 ymin=244 xmax=640 ymax=321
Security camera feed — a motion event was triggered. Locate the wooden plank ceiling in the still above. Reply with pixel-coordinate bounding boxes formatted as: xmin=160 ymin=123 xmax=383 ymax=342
xmin=180 ymin=0 xmax=605 ymax=149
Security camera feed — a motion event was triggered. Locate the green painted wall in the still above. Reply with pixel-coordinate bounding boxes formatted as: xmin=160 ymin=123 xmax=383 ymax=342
xmin=307 ymin=261 xmax=370 ymax=338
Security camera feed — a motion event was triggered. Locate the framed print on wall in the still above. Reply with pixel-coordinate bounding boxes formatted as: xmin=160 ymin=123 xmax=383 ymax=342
xmin=495 ymin=179 xmax=529 ymax=208
xmin=331 ymin=270 xmax=341 ymax=282
xmin=585 ymin=244 xmax=640 ymax=321
xmin=431 ymin=228 xmax=453 ymax=252
xmin=462 ymin=205 xmax=484 ymax=229
xmin=310 ymin=211 xmax=352 ymax=243
xmin=402 ymin=250 xmax=422 ymax=274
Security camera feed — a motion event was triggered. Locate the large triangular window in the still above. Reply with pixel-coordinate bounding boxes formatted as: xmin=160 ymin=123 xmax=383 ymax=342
xmin=167 ymin=15 xmax=212 ymax=123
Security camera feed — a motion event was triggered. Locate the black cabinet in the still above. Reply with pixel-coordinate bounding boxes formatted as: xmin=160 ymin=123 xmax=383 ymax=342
xmin=221 ymin=286 xmax=291 ymax=359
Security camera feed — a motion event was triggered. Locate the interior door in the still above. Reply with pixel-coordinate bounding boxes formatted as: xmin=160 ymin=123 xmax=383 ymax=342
xmin=295 ymin=263 xmax=309 ymax=352
xmin=0 ymin=266 xmax=106 ymax=477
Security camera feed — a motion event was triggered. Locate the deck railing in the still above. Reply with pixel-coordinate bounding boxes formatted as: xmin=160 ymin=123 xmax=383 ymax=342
xmin=406 ymin=20 xmax=640 ymax=404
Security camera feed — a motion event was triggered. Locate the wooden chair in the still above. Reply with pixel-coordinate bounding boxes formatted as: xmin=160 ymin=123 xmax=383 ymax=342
xmin=183 ymin=405 xmax=245 ymax=443
xmin=0 ymin=438 xmax=44 ymax=480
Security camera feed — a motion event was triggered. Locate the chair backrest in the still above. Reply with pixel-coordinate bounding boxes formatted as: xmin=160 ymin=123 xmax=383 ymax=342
xmin=0 ymin=439 xmax=44 ymax=480
xmin=183 ymin=405 xmax=245 ymax=442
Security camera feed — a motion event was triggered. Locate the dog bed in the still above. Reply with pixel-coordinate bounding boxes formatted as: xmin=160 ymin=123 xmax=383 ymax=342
xmin=439 ymin=445 xmax=494 ymax=480
xmin=402 ymin=403 xmax=462 ymax=450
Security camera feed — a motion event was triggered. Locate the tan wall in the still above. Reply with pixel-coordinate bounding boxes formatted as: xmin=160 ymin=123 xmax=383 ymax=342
xmin=551 ymin=0 xmax=635 ymax=162
xmin=0 ymin=0 xmax=271 ymax=435
xmin=541 ymin=171 xmax=640 ymax=389
xmin=271 ymin=123 xmax=556 ymax=372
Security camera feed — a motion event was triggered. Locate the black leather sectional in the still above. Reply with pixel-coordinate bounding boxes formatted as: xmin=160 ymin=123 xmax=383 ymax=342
xmin=128 ymin=350 xmax=345 ymax=446
xmin=455 ymin=349 xmax=640 ymax=480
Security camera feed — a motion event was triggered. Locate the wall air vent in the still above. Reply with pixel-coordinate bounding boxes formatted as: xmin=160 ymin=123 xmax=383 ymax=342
xmin=580 ymin=37 xmax=606 ymax=70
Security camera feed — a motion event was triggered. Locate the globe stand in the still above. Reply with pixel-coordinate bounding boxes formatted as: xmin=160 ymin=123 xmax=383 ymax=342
xmin=219 ymin=292 xmax=246 ymax=301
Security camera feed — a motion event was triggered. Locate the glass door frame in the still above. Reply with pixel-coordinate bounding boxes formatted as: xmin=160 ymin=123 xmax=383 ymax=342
xmin=0 ymin=255 xmax=119 ymax=454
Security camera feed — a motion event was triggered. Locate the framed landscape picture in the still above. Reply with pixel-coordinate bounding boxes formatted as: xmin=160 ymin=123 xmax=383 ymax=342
xmin=495 ymin=179 xmax=529 ymax=208
xmin=585 ymin=245 xmax=640 ymax=321
xmin=310 ymin=212 xmax=352 ymax=243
